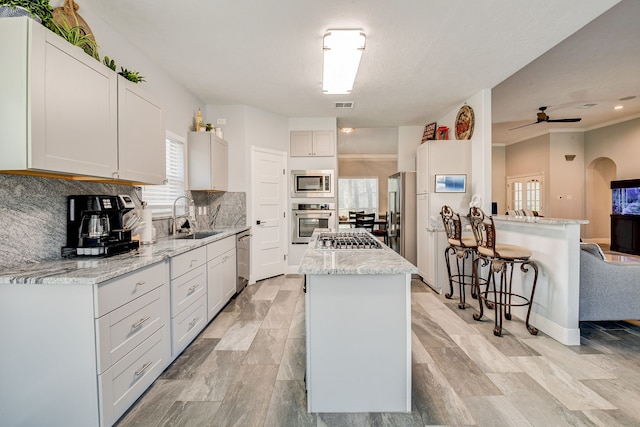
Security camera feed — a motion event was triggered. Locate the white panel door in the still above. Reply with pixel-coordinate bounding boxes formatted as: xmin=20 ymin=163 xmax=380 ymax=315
xmin=251 ymin=146 xmax=287 ymax=282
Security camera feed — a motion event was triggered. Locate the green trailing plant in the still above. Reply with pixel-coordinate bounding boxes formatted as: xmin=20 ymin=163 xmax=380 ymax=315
xmin=119 ymin=67 xmax=145 ymax=83
xmin=2 ymin=0 xmax=55 ymax=30
xmin=103 ymin=55 xmax=116 ymax=71
xmin=50 ymin=13 xmax=99 ymax=60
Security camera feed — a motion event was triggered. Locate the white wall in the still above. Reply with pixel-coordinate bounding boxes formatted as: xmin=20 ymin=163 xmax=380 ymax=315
xmin=585 ymin=117 xmax=640 ymax=180
xmin=492 ymin=146 xmax=506 ymax=214
xmin=549 ymin=131 xmax=585 ymax=220
xmin=435 ymin=89 xmax=492 ymax=212
xmin=338 ymin=128 xmax=398 ymax=155
xmin=205 ymin=105 xmax=289 ymax=192
xmin=397 ymin=126 xmax=423 ymax=172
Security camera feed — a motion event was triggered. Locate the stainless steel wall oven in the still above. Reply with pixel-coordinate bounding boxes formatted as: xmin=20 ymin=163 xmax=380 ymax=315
xmin=291 ymin=203 xmax=335 ymax=244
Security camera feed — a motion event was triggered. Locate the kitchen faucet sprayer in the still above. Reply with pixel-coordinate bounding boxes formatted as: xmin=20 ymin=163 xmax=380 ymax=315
xmin=172 ymin=196 xmax=195 ymax=235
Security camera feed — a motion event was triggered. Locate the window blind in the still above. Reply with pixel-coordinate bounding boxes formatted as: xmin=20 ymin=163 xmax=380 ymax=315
xmin=142 ymin=137 xmax=185 ymax=217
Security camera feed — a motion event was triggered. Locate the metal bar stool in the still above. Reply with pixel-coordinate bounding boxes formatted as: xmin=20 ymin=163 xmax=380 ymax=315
xmin=468 ymin=207 xmax=540 ymax=337
xmin=440 ymin=205 xmax=486 ymax=309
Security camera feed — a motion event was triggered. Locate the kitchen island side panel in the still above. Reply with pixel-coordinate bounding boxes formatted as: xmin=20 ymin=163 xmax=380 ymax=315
xmin=305 ymin=273 xmax=411 ymax=413
xmin=0 ymin=284 xmax=100 ymax=427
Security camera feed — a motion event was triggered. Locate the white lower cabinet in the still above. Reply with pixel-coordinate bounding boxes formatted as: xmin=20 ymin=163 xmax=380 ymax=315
xmin=170 ymin=246 xmax=207 ymax=358
xmin=95 ymin=262 xmax=171 ymax=427
xmin=206 ymin=236 xmax=237 ymax=321
xmin=0 ymin=261 xmax=170 ymax=427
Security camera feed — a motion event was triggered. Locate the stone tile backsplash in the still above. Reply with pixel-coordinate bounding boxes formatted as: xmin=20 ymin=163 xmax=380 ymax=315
xmin=0 ymin=174 xmax=246 ymax=270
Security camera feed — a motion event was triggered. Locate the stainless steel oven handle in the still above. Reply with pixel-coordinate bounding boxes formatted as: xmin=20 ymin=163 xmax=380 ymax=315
xmin=293 ymin=212 xmax=333 ymax=218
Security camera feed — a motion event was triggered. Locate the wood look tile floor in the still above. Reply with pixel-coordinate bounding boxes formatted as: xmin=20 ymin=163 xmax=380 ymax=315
xmin=115 ymin=275 xmax=640 ymax=427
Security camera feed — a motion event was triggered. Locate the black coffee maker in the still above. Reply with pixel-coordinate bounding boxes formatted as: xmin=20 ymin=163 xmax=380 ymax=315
xmin=62 ymin=195 xmax=140 ymax=257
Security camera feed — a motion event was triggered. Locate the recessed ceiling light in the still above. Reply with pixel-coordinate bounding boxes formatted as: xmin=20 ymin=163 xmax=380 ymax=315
xmin=619 ymin=95 xmax=636 ymax=101
xmin=339 ymin=127 xmax=355 ymax=134
xmin=614 ymin=105 xmax=624 ymax=110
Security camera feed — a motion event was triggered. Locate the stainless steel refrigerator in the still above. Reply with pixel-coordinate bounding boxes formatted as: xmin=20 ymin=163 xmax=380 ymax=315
xmin=388 ymin=171 xmax=417 ymax=265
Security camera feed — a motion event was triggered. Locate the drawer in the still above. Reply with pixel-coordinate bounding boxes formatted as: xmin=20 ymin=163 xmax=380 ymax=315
xmin=171 ymin=246 xmax=207 ymax=279
xmin=99 ymin=326 xmax=170 ymax=427
xmin=96 ymin=262 xmax=168 ymax=317
xmin=171 ymin=264 xmax=206 ymax=317
xmin=96 ymin=284 xmax=169 ymax=374
xmin=207 ymin=236 xmax=235 ymax=262
xmin=171 ymin=294 xmax=207 ymax=357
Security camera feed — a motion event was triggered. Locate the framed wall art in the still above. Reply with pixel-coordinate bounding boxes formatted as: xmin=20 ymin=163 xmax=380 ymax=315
xmin=435 ymin=174 xmax=466 ymax=193
xmin=437 ymin=126 xmax=449 ymax=140
xmin=421 ymin=122 xmax=437 ymax=143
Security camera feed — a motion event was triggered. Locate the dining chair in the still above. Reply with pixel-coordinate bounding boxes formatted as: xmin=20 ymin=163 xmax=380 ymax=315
xmin=355 ymin=212 xmax=375 ymax=231
xmin=349 ymin=210 xmax=364 ymax=228
xmin=372 ymin=213 xmax=389 ymax=245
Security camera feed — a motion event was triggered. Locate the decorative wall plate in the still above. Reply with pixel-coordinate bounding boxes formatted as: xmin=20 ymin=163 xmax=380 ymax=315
xmin=455 ymin=105 xmax=474 ymax=140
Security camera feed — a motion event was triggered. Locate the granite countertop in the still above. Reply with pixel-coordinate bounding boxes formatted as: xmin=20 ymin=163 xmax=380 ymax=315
xmin=0 ymin=226 xmax=250 ymax=285
xmin=493 ymin=215 xmax=589 ymax=225
xmin=298 ymin=229 xmax=418 ymax=275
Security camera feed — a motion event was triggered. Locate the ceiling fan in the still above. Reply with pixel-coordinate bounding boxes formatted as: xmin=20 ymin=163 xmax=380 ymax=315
xmin=509 ymin=106 xmax=582 ymax=130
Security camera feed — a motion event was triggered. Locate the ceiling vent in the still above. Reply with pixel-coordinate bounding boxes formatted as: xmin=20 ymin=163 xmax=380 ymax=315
xmin=335 ymin=101 xmax=354 ymax=109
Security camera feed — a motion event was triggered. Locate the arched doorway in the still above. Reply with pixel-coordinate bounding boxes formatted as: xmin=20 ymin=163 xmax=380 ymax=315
xmin=585 ymin=157 xmax=616 ymax=241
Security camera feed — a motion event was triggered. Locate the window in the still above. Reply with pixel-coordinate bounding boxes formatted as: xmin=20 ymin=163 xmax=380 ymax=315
xmin=513 ymin=181 xmax=523 ymax=210
xmin=338 ymin=177 xmax=378 ymax=218
xmin=526 ymin=179 xmax=541 ymax=212
xmin=142 ymin=133 xmax=186 ymax=217
xmin=507 ymin=173 xmax=544 ymax=215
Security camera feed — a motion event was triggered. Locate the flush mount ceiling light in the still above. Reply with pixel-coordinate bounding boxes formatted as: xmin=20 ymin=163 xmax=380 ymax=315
xmin=322 ymin=29 xmax=366 ymax=94
xmin=339 ymin=127 xmax=355 ymax=134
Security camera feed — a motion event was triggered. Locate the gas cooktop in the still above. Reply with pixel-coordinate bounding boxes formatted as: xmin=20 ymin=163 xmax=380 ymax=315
xmin=315 ymin=231 xmax=383 ymax=250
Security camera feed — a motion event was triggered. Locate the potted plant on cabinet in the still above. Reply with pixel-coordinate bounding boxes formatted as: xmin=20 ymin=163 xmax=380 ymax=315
xmin=49 ymin=12 xmax=99 ymax=60
xmin=0 ymin=0 xmax=54 ymax=29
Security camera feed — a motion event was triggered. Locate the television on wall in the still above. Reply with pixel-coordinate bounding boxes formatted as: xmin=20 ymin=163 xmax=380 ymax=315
xmin=612 ymin=179 xmax=640 ymax=215
xmin=435 ymin=174 xmax=466 ymax=193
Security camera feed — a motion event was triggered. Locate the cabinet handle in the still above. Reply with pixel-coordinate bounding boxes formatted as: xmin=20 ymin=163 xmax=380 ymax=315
xmin=134 ymin=361 xmax=153 ymax=377
xmin=188 ymin=317 xmax=200 ymax=329
xmin=135 ymin=281 xmax=146 ymax=287
xmin=188 ymin=284 xmax=200 ymax=293
xmin=132 ymin=316 xmax=151 ymax=329
xmin=190 ymin=259 xmax=198 ymax=267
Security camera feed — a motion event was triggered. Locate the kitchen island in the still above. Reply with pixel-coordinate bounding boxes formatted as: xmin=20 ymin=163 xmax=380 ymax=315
xmin=298 ymin=229 xmax=418 ymax=413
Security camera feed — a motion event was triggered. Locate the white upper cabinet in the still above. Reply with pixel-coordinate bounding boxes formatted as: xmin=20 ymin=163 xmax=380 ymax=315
xmin=0 ymin=17 xmax=165 ymax=184
xmin=0 ymin=17 xmax=118 ymax=178
xmin=290 ymin=130 xmax=335 ymax=157
xmin=188 ymin=132 xmax=228 ymax=191
xmin=117 ymin=76 xmax=166 ymax=184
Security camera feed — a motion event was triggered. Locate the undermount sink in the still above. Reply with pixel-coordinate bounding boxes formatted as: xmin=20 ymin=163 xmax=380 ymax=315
xmin=174 ymin=230 xmax=224 ymax=240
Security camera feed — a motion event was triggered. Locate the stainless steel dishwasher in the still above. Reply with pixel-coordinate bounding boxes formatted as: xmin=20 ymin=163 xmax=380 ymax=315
xmin=236 ymin=229 xmax=251 ymax=295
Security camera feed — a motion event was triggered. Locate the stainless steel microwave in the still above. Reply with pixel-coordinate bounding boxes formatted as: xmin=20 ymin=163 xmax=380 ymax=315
xmin=291 ymin=170 xmax=334 ymax=198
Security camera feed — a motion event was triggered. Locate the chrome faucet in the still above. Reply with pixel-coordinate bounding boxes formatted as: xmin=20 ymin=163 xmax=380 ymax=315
xmin=172 ymin=196 xmax=195 ymax=235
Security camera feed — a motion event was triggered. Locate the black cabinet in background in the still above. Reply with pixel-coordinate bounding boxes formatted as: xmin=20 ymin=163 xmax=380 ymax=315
xmin=610 ymin=214 xmax=640 ymax=255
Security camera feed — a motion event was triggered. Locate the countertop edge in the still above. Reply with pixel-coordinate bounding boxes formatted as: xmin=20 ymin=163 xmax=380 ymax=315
xmin=297 ymin=229 xmax=418 ymax=275
xmin=0 ymin=226 xmax=251 ymax=285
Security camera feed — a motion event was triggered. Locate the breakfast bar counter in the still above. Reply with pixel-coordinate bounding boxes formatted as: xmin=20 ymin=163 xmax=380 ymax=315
xmin=491 ymin=215 xmax=588 ymax=345
xmin=299 ymin=229 xmax=416 ymax=413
